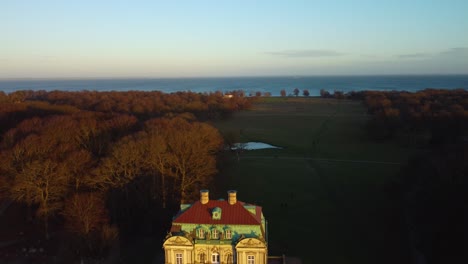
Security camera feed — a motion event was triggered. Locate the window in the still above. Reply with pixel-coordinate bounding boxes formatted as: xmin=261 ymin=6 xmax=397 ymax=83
xmin=212 ymin=207 xmax=222 ymax=220
xmin=176 ymin=253 xmax=183 ymax=264
xmin=212 ymin=229 xmax=218 ymax=239
xmin=225 ymin=229 xmax=232 ymax=239
xmin=247 ymin=255 xmax=255 ymax=264
xmin=199 ymin=253 xmax=206 ymax=263
xmin=198 ymin=228 xmax=205 ymax=239
xmin=226 ymin=253 xmax=233 ymax=264
xmin=211 ymin=253 xmax=220 ymax=264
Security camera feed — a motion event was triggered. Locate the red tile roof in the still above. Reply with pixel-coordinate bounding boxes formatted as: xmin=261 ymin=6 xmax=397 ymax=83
xmin=254 ymin=206 xmax=263 ymax=223
xmin=173 ymin=200 xmax=262 ymax=226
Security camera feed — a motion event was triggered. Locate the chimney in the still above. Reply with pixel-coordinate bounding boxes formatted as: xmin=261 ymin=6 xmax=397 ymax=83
xmin=228 ymin=190 xmax=237 ymax=205
xmin=200 ymin=190 xmax=209 ymax=204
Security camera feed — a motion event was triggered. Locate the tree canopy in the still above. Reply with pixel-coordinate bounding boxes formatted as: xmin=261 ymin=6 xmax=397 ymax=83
xmin=0 ymin=90 xmax=240 ymax=261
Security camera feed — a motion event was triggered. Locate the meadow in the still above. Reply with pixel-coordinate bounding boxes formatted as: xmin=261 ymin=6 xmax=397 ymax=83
xmin=211 ymin=97 xmax=420 ymax=264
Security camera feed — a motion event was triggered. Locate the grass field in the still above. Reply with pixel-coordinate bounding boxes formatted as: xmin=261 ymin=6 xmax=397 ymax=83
xmin=211 ymin=97 xmax=419 ymax=264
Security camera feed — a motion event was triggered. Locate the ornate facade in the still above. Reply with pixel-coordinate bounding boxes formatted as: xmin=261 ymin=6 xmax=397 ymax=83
xmin=163 ymin=190 xmax=267 ymax=264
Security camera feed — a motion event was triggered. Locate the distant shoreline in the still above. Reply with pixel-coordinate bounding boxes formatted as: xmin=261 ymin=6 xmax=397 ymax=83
xmin=1 ymin=75 xmax=467 ymax=96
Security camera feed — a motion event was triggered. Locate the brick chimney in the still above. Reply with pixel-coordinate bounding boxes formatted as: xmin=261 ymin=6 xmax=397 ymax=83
xmin=200 ymin=190 xmax=209 ymax=204
xmin=228 ymin=190 xmax=237 ymax=205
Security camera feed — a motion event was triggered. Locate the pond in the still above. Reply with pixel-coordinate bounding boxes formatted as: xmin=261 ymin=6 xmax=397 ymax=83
xmin=231 ymin=142 xmax=282 ymax=150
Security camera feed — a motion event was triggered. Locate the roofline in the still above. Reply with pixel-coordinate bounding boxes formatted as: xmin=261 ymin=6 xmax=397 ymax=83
xmin=172 ymin=222 xmax=262 ymax=226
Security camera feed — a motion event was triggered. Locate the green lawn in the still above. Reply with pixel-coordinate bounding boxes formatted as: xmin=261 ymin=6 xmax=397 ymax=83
xmin=211 ymin=97 xmax=416 ymax=264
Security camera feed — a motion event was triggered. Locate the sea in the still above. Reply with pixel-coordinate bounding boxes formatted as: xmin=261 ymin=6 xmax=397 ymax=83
xmin=1 ymin=75 xmax=467 ymax=96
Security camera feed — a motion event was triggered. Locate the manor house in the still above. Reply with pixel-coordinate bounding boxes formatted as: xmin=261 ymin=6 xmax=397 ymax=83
xmin=163 ymin=190 xmax=268 ymax=264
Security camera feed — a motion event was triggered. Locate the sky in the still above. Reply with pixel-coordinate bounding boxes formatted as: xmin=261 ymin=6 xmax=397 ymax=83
xmin=1 ymin=0 xmax=468 ymax=78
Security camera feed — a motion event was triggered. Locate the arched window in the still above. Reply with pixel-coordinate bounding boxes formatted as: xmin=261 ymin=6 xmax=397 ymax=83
xmin=226 ymin=253 xmax=233 ymax=264
xmin=198 ymin=253 xmax=206 ymax=263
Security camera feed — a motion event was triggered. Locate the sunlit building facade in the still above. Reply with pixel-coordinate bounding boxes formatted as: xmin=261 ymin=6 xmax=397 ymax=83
xmin=163 ymin=190 xmax=268 ymax=264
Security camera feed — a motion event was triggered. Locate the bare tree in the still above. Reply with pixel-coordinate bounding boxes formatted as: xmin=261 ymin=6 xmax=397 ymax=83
xmin=62 ymin=192 xmax=108 ymax=236
xmin=10 ymin=159 xmax=69 ymax=239
xmin=140 ymin=131 xmax=171 ymax=208
xmin=92 ymin=136 xmax=145 ymax=190
xmin=146 ymin=118 xmax=223 ymax=203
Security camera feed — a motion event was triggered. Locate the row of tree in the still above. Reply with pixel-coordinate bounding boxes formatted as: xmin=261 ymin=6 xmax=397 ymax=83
xmin=319 ymin=88 xmax=468 ymax=143
xmin=0 ymin=89 xmax=251 ymax=120
xmin=280 ymin=88 xmax=310 ymax=97
xmin=360 ymin=89 xmax=468 ymax=143
xmin=319 ymin=89 xmax=345 ymax=99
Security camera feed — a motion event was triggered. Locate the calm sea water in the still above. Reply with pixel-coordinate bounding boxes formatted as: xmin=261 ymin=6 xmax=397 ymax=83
xmin=1 ymin=75 xmax=467 ymax=96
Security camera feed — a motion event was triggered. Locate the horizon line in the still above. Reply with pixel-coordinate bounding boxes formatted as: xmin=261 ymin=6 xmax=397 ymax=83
xmin=2 ymin=73 xmax=468 ymax=81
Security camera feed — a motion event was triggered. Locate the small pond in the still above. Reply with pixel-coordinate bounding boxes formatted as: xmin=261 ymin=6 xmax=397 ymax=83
xmin=231 ymin=142 xmax=282 ymax=150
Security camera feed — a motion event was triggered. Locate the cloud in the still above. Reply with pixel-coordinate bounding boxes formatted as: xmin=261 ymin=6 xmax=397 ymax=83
xmin=439 ymin=47 xmax=468 ymax=56
xmin=397 ymin=47 xmax=468 ymax=60
xmin=266 ymin=49 xmax=344 ymax=58
xmin=398 ymin=53 xmax=430 ymax=58
xmin=360 ymin=54 xmax=378 ymax=58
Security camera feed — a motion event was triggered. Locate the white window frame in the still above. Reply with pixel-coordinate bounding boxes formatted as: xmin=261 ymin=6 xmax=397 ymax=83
xmin=225 ymin=229 xmax=232 ymax=239
xmin=247 ymin=255 xmax=255 ymax=264
xmin=211 ymin=252 xmax=220 ymax=264
xmin=198 ymin=228 xmax=205 ymax=239
xmin=176 ymin=253 xmax=183 ymax=264
xmin=212 ymin=229 xmax=219 ymax=239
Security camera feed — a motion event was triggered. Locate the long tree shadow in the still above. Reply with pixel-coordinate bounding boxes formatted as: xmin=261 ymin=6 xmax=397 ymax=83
xmin=106 ymin=175 xmax=180 ymax=263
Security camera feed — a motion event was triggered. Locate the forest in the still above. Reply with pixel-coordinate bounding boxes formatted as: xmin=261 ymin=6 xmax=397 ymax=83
xmin=0 ymin=90 xmax=251 ymax=262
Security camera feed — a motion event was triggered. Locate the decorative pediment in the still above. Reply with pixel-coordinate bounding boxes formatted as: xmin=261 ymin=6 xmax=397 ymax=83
xmin=196 ymin=248 xmax=207 ymax=254
xmin=163 ymin=236 xmax=193 ymax=247
xmin=211 ymin=246 xmax=219 ymax=253
xmin=222 ymin=248 xmax=233 ymax=255
xmin=235 ymin=238 xmax=266 ymax=249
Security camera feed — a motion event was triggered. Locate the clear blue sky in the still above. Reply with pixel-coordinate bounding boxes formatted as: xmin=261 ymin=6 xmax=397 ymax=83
xmin=1 ymin=0 xmax=467 ymax=78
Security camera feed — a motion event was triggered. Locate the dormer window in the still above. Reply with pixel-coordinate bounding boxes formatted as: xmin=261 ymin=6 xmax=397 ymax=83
xmin=197 ymin=228 xmax=205 ymax=239
xmin=225 ymin=229 xmax=232 ymax=239
xmin=212 ymin=207 xmax=222 ymax=220
xmin=212 ymin=229 xmax=219 ymax=239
